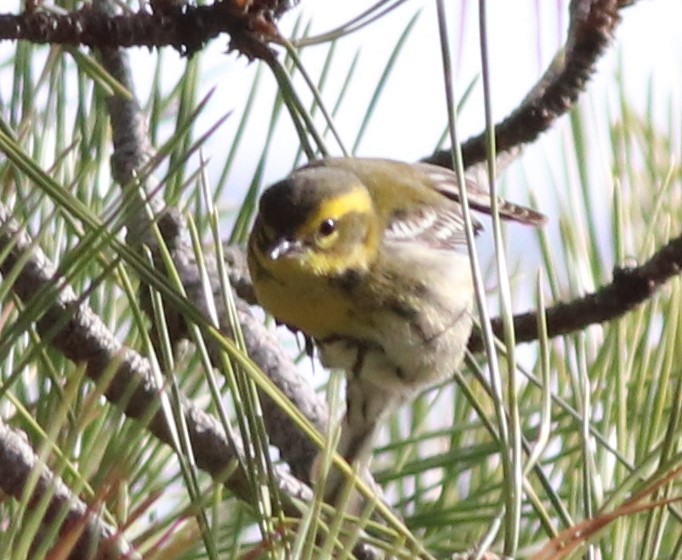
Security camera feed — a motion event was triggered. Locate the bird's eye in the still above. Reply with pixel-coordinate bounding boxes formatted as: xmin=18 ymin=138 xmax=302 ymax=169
xmin=318 ymin=218 xmax=337 ymax=237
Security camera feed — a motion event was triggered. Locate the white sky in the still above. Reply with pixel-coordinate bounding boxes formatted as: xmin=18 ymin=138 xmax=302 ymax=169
xmin=1 ymin=1 xmax=678 ymax=207
xmin=189 ymin=0 xmax=681 ymax=186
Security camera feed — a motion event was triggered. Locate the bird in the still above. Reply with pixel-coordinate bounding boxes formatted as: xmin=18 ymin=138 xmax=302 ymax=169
xmin=247 ymin=157 xmax=545 ymax=504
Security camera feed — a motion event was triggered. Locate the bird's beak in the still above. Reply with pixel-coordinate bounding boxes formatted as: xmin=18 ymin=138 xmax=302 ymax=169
xmin=268 ymin=238 xmax=303 ymax=261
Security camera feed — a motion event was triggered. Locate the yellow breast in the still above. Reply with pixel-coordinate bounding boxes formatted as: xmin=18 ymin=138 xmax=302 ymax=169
xmin=249 ymin=249 xmax=359 ymax=340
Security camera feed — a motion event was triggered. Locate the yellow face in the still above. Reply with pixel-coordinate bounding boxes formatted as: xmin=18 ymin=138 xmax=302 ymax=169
xmin=247 ymin=167 xmax=379 ymax=339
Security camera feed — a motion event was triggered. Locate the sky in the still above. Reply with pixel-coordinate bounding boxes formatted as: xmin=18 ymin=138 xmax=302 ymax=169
xmin=155 ymin=0 xmax=681 ymax=281
xmin=189 ymin=0 xmax=681 ymax=183
xmin=1 ymin=1 xmax=678 ymax=208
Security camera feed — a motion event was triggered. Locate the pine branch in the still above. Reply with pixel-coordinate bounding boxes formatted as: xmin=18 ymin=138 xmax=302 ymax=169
xmin=0 ymin=418 xmax=141 ymax=560
xmin=0 ymin=202 xmax=312 ymax=512
xmin=0 ymin=0 xmax=291 ymax=59
xmin=425 ymin=0 xmax=633 ymax=168
xmin=468 ymin=231 xmax=682 ymax=352
xmin=98 ymin=28 xmax=327 ymax=484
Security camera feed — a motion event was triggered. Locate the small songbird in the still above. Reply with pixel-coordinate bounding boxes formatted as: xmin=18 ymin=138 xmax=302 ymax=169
xmin=247 ymin=157 xmax=545 ymax=503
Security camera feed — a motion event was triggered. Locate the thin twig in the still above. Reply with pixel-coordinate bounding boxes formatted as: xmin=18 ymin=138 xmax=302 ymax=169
xmin=0 ymin=1 xmax=287 ymax=59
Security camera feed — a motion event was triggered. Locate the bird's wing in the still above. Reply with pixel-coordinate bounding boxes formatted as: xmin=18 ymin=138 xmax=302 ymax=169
xmin=414 ymin=161 xmax=547 ymax=226
xmin=384 ymin=204 xmax=474 ymax=252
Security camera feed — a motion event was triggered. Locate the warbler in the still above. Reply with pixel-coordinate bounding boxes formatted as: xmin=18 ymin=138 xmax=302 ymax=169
xmin=247 ymin=157 xmax=544 ymax=501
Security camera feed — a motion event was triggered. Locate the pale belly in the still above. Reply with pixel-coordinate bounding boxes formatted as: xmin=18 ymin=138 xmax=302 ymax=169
xmin=318 ymin=297 xmax=473 ymax=398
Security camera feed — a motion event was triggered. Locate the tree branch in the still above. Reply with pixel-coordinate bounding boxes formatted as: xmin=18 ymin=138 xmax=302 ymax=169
xmin=425 ymin=0 xmax=630 ymax=168
xmin=0 ymin=0 xmax=292 ymax=59
xmin=0 ymin=418 xmax=141 ymax=560
xmin=468 ymin=231 xmax=682 ymax=352
xmin=97 ymin=22 xmax=326 ymax=483
xmin=0 ymin=202 xmax=312 ymax=512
